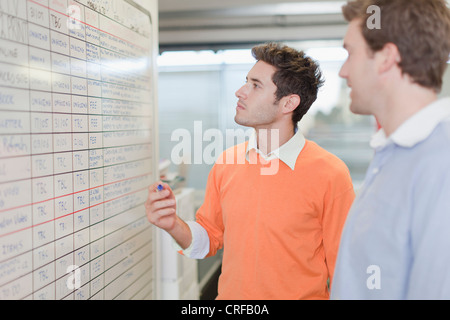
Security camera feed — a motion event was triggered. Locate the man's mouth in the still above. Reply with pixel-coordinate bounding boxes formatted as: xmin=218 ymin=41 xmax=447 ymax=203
xmin=236 ymin=101 xmax=245 ymax=110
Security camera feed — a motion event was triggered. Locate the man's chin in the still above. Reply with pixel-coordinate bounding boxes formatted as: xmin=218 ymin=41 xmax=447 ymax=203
xmin=234 ymin=116 xmax=247 ymax=126
xmin=349 ymin=101 xmax=370 ymax=116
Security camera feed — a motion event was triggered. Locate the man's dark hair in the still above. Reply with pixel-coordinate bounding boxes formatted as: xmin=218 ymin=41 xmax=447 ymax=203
xmin=252 ymin=42 xmax=324 ymax=125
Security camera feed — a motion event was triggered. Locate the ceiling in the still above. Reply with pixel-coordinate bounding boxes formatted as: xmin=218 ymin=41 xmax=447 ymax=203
xmin=158 ymin=0 xmax=348 ymax=53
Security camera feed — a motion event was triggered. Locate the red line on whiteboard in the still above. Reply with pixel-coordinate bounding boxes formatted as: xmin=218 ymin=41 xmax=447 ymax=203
xmin=0 ymin=181 xmax=150 ymax=239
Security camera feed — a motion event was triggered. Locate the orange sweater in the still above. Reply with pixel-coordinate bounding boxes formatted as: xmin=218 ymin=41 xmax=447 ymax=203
xmin=196 ymin=140 xmax=355 ymax=300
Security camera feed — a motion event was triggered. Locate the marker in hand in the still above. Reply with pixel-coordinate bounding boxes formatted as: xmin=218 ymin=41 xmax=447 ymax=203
xmin=157 ymin=184 xmax=164 ymax=192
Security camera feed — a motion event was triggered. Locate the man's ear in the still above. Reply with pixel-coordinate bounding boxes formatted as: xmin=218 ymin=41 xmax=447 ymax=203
xmin=281 ymin=94 xmax=301 ymax=113
xmin=377 ymin=42 xmax=401 ymax=74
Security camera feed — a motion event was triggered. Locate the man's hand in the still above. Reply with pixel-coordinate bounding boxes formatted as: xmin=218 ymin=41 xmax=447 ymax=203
xmin=145 ymin=182 xmax=177 ymax=232
xmin=145 ymin=181 xmax=193 ymax=249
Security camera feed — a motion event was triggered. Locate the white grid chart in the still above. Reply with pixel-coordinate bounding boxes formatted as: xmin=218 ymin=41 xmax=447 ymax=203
xmin=0 ymin=0 xmax=155 ymax=299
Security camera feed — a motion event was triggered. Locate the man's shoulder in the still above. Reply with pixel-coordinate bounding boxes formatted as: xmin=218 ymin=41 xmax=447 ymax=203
xmin=301 ymin=140 xmax=349 ymax=170
xmin=215 ymin=141 xmax=249 ymax=165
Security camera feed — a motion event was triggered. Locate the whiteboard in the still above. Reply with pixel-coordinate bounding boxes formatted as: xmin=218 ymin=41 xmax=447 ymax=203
xmin=0 ymin=0 xmax=157 ymax=299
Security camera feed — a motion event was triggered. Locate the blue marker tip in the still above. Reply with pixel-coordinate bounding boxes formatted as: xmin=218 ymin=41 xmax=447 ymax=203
xmin=157 ymin=184 xmax=164 ymax=192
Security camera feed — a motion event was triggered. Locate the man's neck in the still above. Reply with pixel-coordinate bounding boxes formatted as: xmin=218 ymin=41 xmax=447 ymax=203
xmin=255 ymin=124 xmax=296 ymax=155
xmin=376 ymin=83 xmax=438 ymax=137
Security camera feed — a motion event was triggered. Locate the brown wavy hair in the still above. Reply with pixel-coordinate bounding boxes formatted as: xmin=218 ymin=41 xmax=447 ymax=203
xmin=342 ymin=0 xmax=450 ymax=92
xmin=251 ymin=42 xmax=324 ymax=125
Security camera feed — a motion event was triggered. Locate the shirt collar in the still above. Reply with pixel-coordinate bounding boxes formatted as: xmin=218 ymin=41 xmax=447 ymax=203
xmin=246 ymin=126 xmax=306 ymax=170
xmin=371 ymin=97 xmax=450 ymax=150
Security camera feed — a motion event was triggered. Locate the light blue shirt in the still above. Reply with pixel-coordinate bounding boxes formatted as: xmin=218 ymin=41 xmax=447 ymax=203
xmin=331 ymin=97 xmax=450 ymax=300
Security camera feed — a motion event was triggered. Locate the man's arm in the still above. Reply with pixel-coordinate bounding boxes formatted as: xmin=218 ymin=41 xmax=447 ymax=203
xmin=323 ymin=183 xmax=355 ymax=286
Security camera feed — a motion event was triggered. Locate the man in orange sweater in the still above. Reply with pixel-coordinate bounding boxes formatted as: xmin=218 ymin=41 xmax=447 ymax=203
xmin=146 ymin=43 xmax=355 ymax=299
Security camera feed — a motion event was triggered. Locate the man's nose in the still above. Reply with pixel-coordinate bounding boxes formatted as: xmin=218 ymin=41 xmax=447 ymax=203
xmin=235 ymin=84 xmax=248 ymax=99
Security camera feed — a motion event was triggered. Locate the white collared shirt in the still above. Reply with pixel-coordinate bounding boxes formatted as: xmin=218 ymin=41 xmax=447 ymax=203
xmin=370 ymin=97 xmax=450 ymax=149
xmin=246 ymin=126 xmax=306 ymax=170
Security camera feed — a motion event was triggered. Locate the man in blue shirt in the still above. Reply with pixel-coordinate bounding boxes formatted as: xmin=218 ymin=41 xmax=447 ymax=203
xmin=331 ymin=0 xmax=450 ymax=299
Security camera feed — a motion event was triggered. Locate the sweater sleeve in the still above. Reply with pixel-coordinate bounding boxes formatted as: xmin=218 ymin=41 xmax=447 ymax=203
xmin=195 ymin=161 xmax=226 ymax=258
xmin=322 ymin=169 xmax=355 ymax=287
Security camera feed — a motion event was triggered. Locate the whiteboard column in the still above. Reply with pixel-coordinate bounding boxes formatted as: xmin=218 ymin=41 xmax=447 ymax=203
xmin=0 ymin=0 xmax=156 ymax=300
xmin=30 ymin=0 xmax=56 ymax=300
xmin=85 ymin=5 xmax=105 ymax=300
